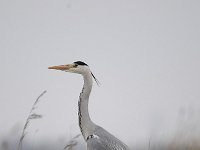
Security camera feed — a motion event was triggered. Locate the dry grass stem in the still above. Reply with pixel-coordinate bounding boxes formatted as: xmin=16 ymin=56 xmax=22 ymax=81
xmin=17 ymin=90 xmax=47 ymax=150
xmin=63 ymin=134 xmax=81 ymax=150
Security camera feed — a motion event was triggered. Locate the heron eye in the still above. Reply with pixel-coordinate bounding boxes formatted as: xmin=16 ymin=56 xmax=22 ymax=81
xmin=74 ymin=64 xmax=78 ymax=67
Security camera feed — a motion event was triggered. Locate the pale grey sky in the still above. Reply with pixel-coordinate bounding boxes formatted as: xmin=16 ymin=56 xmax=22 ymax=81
xmin=0 ymin=0 xmax=200 ymax=149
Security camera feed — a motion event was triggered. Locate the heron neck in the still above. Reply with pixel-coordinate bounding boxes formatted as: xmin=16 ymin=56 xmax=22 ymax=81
xmin=78 ymin=72 xmax=95 ymax=140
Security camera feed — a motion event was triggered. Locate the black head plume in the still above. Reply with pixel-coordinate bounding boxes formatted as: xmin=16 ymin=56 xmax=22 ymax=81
xmin=91 ymin=72 xmax=100 ymax=86
xmin=74 ymin=61 xmax=88 ymax=66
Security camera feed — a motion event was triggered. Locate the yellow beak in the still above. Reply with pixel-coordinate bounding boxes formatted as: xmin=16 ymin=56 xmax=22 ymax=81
xmin=48 ymin=64 xmax=74 ymax=71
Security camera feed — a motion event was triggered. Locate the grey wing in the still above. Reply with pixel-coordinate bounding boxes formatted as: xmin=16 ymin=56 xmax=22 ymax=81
xmin=87 ymin=126 xmax=129 ymax=150
xmin=87 ymin=138 xmax=108 ymax=150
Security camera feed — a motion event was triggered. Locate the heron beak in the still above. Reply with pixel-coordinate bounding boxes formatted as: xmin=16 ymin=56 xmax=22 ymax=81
xmin=48 ymin=64 xmax=74 ymax=71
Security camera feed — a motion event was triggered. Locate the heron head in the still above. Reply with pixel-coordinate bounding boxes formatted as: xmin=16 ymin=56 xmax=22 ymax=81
xmin=48 ymin=61 xmax=90 ymax=74
xmin=48 ymin=61 xmax=100 ymax=85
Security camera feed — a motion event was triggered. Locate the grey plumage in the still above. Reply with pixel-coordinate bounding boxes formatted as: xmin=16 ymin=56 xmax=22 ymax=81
xmin=87 ymin=126 xmax=129 ymax=150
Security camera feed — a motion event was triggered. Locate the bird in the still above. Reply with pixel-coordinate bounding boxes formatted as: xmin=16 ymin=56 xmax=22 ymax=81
xmin=48 ymin=61 xmax=130 ymax=150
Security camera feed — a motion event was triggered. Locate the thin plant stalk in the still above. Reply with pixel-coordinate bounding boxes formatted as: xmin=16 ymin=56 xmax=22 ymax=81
xmin=17 ymin=90 xmax=47 ymax=150
xmin=63 ymin=134 xmax=81 ymax=150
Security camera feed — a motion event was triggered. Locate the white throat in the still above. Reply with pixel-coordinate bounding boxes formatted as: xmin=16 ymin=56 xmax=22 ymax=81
xmin=78 ymin=71 xmax=95 ymax=140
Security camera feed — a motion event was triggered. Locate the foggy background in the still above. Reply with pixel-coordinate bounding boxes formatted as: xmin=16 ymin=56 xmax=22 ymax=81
xmin=0 ymin=0 xmax=200 ymax=149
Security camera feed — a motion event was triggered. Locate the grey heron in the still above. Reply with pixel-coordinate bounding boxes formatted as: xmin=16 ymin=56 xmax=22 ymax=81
xmin=48 ymin=61 xmax=130 ymax=150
